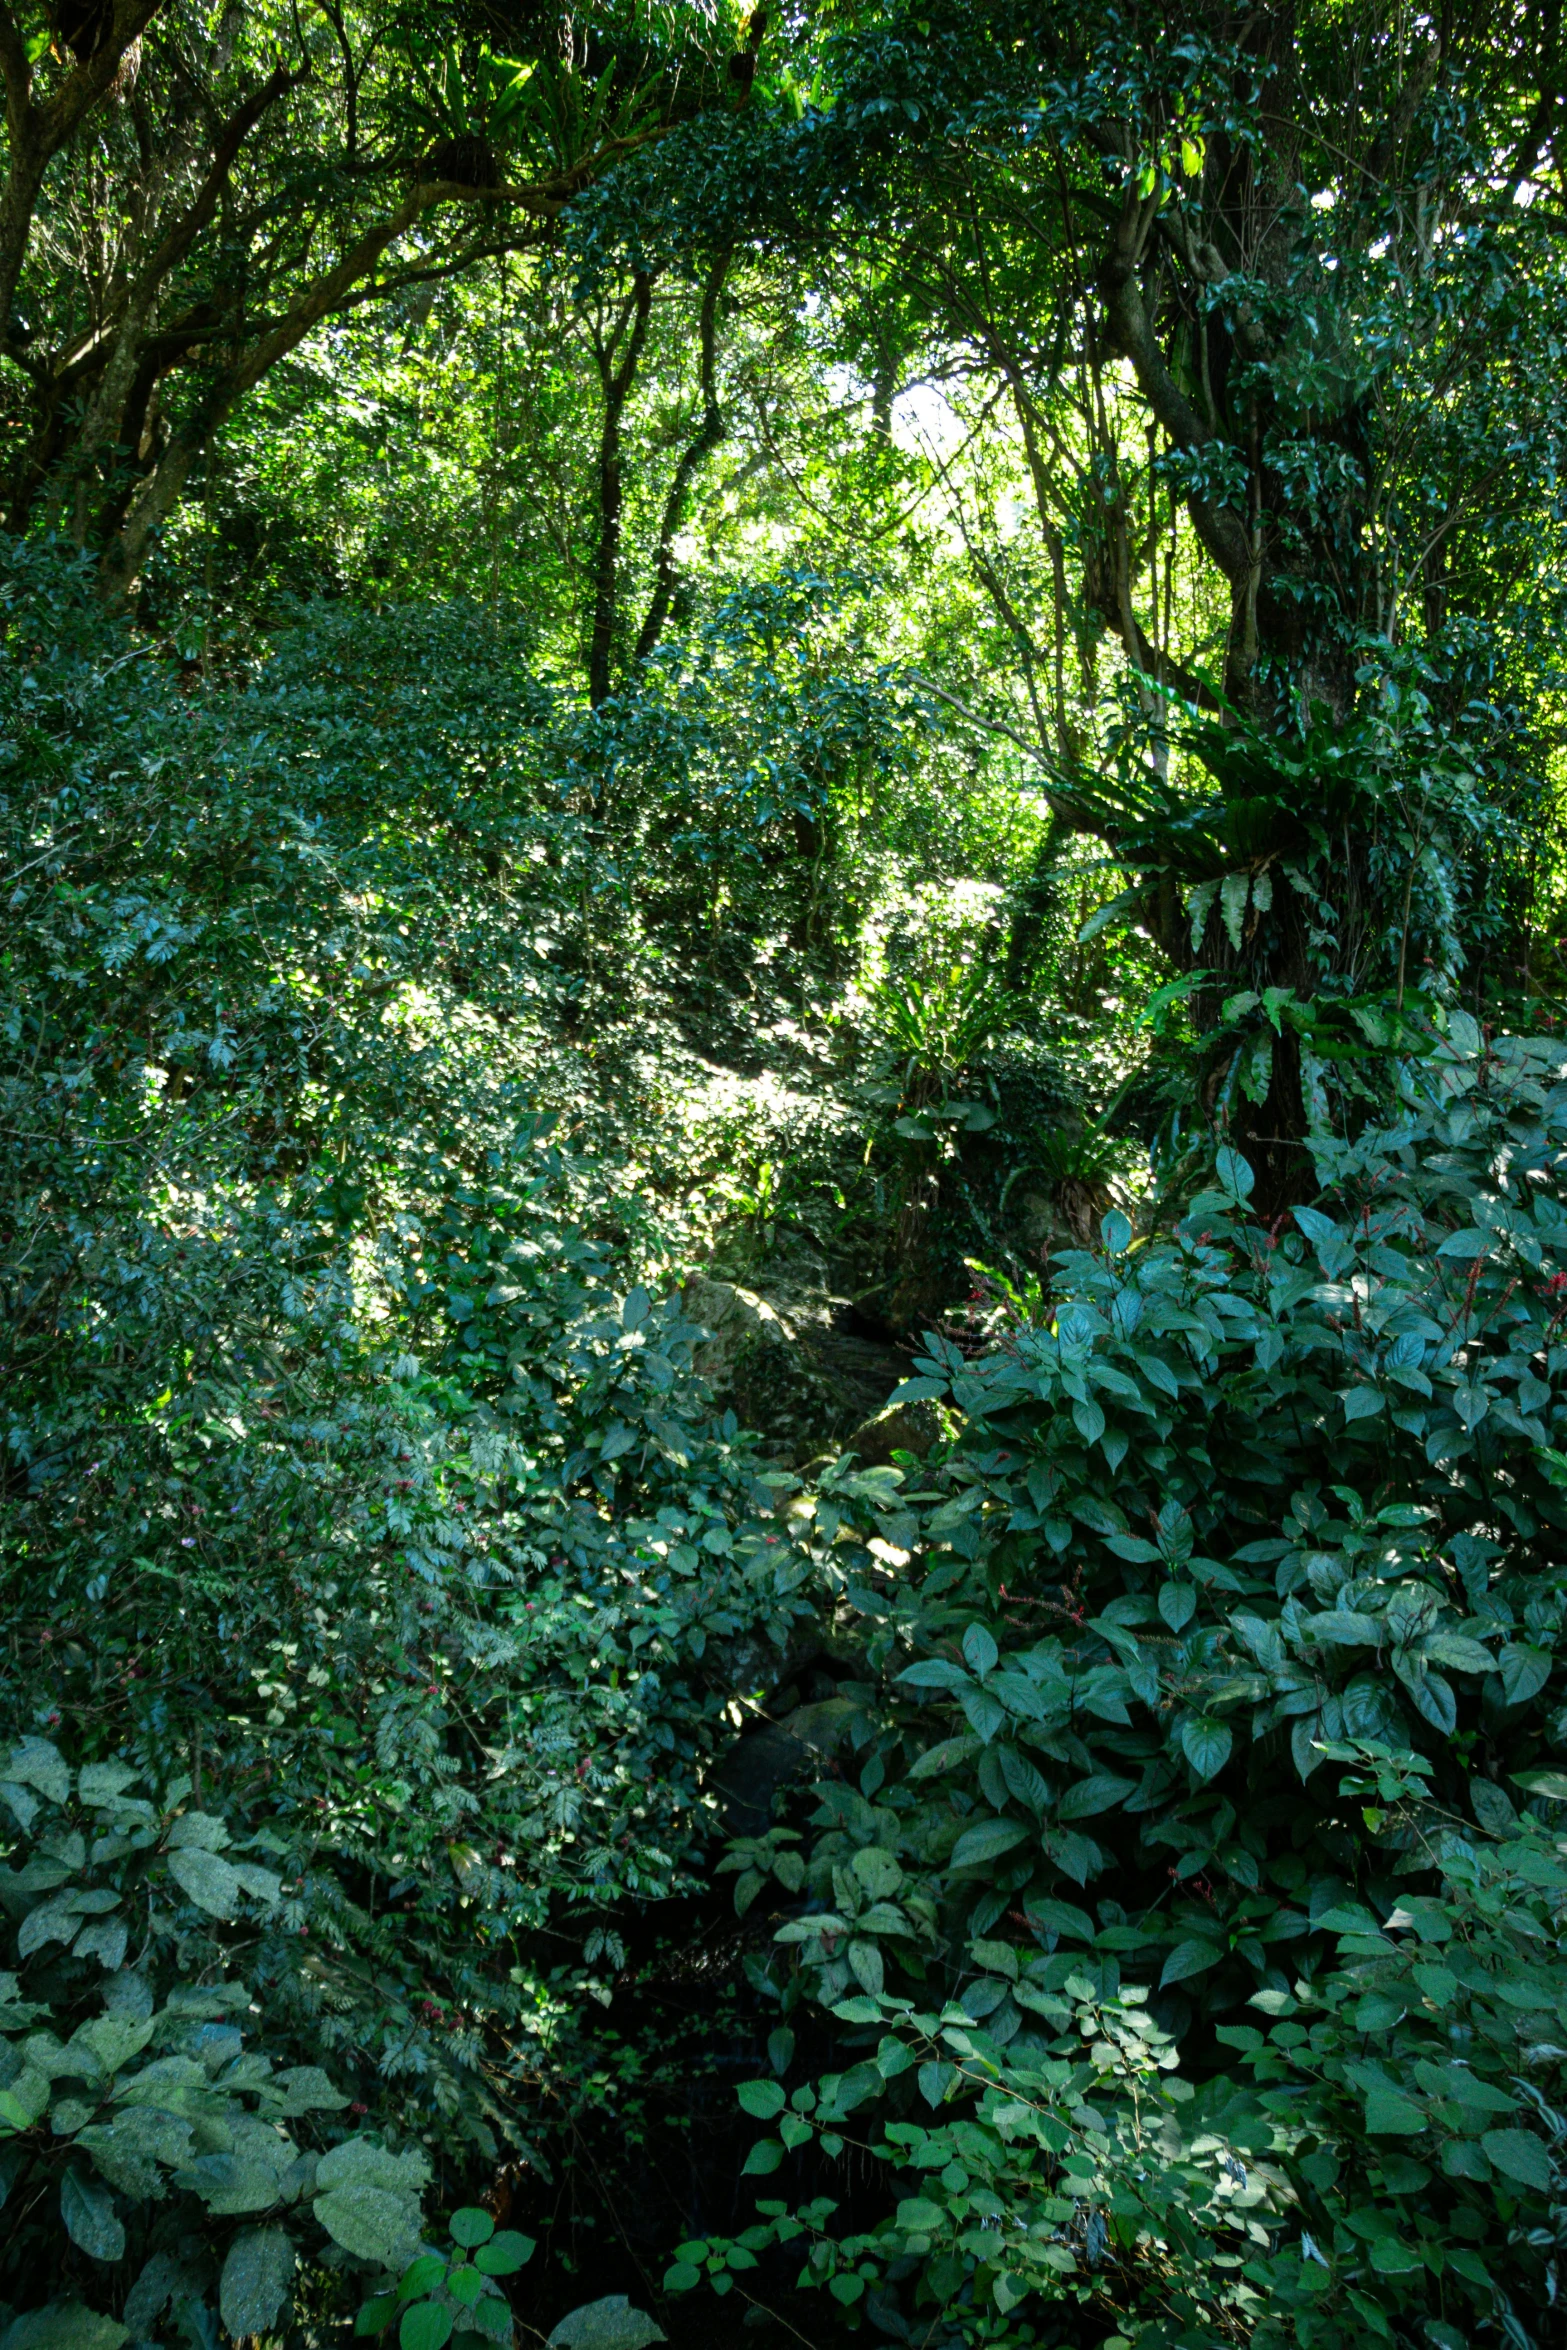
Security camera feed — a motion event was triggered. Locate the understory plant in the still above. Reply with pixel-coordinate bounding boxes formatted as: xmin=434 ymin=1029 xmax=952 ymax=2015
xmin=674 ymin=1016 xmax=1567 ymax=2343
xmin=0 ymin=1736 xmax=430 ymax=2348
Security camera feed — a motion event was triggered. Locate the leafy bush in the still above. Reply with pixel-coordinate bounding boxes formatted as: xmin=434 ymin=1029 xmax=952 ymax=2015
xmin=358 ymin=2204 xmax=531 ymax=2350
xmin=0 ymin=547 xmax=858 ymax=2186
xmin=675 ymin=1016 xmax=1567 ymax=2342
xmin=0 ymin=1735 xmax=422 ymax=2347
xmin=1229 ymin=1788 xmax=1567 ymax=2350
xmin=681 ymin=1792 xmax=1567 ymax=2349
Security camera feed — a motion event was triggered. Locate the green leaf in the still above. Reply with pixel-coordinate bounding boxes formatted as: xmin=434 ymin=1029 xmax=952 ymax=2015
xmin=401 ymin=2305 xmax=453 ymax=2350
xmin=950 ymin=1817 xmax=1029 ymax=1868
xmin=72 ymin=1920 xmax=127 ymax=1972
xmin=167 ymin=1846 xmax=242 ymax=1919
xmin=546 ymin=2300 xmax=666 ymax=2350
xmin=473 ymin=2233 xmax=534 ymax=2277
xmin=0 ymin=2309 xmax=128 ymax=2350
xmin=398 ymin=2258 xmax=449 ymax=2303
xmin=851 ymin=1846 xmax=902 ymax=1897
xmin=5 ymin=1739 xmax=69 ymax=1807
xmin=77 ymin=1763 xmax=138 ymax=1807
xmin=1364 ymin=2087 xmax=1426 ymax=2135
xmin=961 ymin=1623 xmax=998 ymax=1678
xmin=1160 ymin=1939 xmax=1222 ymax=1987
xmin=848 ymin=1939 xmax=884 ymax=1995
xmin=1500 ymin=1644 xmax=1552 ymax=1706
xmin=464 ymin=2300 xmax=512 ymax=2343
xmin=1058 ymin=1771 xmax=1137 ymax=1819
xmin=1214 ymin=1144 xmax=1254 ymax=1201
xmin=737 ymin=2080 xmax=786 ymax=2119
xmin=220 ymin=2227 xmax=296 ymax=2338
xmin=450 ymin=2208 xmax=494 ymax=2249
xmin=1481 ymin=2128 xmax=1551 ymax=2189
xmin=1178 ymin=1717 xmax=1233 ymax=1780
xmin=1071 ymin=1398 xmax=1106 ymax=1446
xmin=315 ymin=2178 xmax=426 ymax=2268
xmin=358 ymin=2300 xmax=399 ymax=2338
xmin=165 ymin=1810 xmax=231 ymax=1851
xmin=1158 ymin=1583 xmax=1196 ymax=1633
xmin=1219 ymin=873 xmax=1250 ymax=951
xmin=958 ymin=1683 xmax=1007 ymax=1743
xmin=60 ymin=2169 xmax=124 ymax=2263
xmin=72 ymin=2013 xmax=153 ymax=2075
xmin=741 ymin=2138 xmax=784 ymax=2175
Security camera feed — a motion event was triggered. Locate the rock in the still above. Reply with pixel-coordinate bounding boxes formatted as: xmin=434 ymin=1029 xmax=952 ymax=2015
xmin=680 ymin=1272 xmax=851 ymax=1454
xmin=843 ymin=1396 xmax=947 ymax=1466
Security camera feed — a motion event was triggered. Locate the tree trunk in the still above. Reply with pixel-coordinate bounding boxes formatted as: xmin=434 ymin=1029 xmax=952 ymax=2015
xmin=587 ymin=270 xmax=654 ymax=706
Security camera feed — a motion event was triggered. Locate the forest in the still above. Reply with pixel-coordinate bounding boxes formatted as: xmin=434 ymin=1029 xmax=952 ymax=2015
xmin=4 ymin=1 xmax=1567 ymax=2346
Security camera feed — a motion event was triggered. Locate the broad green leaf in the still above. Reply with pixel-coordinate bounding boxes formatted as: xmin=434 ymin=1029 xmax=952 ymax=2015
xmin=1058 ymin=1772 xmax=1137 ymax=1819
xmin=851 ymin=1846 xmax=902 ymax=1897
xmin=450 ymin=2207 xmax=494 ymax=2248
xmin=167 ymin=1847 xmax=241 ymax=1919
xmin=1071 ymin=1398 xmax=1106 ymax=1446
xmin=918 ymin=2061 xmax=955 ymax=2107
xmin=1500 ymin=1644 xmax=1552 ymax=1706
xmin=401 ymin=2305 xmax=453 ymax=2350
xmin=961 ymin=1623 xmax=998 ymax=1678
xmin=848 ymin=1939 xmax=884 ymax=1995
xmin=473 ymin=2233 xmax=534 ymax=2277
xmin=0 ymin=2309 xmax=128 ymax=2350
xmin=6 ymin=1740 xmax=69 ymax=1807
xmin=957 ymin=1682 xmax=1007 ymax=1743
xmin=166 ymin=1811 xmax=232 ymax=1852
xmin=736 ymin=2080 xmax=785 ymax=2119
xmin=72 ymin=1921 xmax=127 ymax=1972
xmin=545 ymin=2300 xmax=666 ymax=2350
xmin=1178 ymin=1717 xmax=1233 ymax=1780
xmin=1364 ymin=2086 xmax=1426 ymax=2134
xmin=1158 ymin=1583 xmax=1196 ymax=1633
xmin=220 ymin=2227 xmax=296 ymax=2338
xmin=315 ymin=2183 xmax=424 ymax=2267
xmin=1160 ymin=1939 xmax=1222 ymax=1987
xmin=398 ymin=2258 xmax=449 ymax=2303
xmin=60 ymin=2168 xmax=125 ymax=2263
xmin=77 ymin=1764 xmax=138 ymax=1807
xmin=1481 ymin=2128 xmax=1551 ymax=2189
xmin=949 ymin=1817 xmax=1029 ymax=1869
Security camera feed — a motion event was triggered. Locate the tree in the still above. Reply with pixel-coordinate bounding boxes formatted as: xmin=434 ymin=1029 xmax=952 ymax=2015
xmin=610 ymin=1 xmax=1567 ymax=1197
xmin=0 ymin=0 xmax=748 ymax=594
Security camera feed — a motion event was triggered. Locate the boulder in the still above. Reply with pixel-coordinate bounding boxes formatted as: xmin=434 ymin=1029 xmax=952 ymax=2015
xmin=842 ymin=1395 xmax=947 ymax=1467
xmin=680 ymin=1272 xmax=850 ymax=1454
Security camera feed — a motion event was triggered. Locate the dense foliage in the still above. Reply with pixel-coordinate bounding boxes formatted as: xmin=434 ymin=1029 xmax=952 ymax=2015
xmin=4 ymin=3 xmax=1567 ymax=2348
xmin=687 ymin=1021 xmax=1567 ymax=2342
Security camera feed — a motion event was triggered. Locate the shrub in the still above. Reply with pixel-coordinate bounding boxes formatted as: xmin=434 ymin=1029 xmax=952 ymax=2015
xmin=676 ymin=1016 xmax=1567 ymax=2342
xmin=0 ymin=1735 xmax=418 ymax=2347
